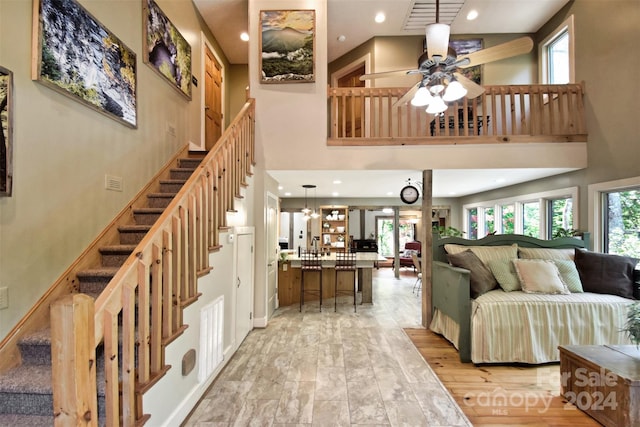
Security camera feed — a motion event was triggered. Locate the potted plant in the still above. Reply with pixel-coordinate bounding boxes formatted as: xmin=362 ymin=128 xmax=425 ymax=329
xmin=624 ymin=301 xmax=640 ymax=346
xmin=433 ymin=225 xmax=464 ymax=238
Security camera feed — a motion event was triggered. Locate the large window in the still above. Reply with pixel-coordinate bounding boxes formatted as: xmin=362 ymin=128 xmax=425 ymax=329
xmin=376 ymin=217 xmax=415 ymax=257
xmin=540 ymin=15 xmax=574 ymax=84
xmin=464 ymin=187 xmax=578 ymax=239
xmin=604 ymin=189 xmax=640 ymax=257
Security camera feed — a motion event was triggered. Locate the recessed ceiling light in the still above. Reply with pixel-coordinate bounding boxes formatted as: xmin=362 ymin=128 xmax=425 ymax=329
xmin=278 ymin=185 xmax=283 ymax=190
xmin=386 ymin=191 xmax=393 ymax=196
xmin=333 ymin=180 xmax=342 ymax=184
xmin=337 ymin=35 xmax=346 ymax=42
xmin=495 ymin=178 xmax=506 ymax=183
xmin=284 ymin=192 xmax=291 ymax=196
xmin=375 ymin=12 xmax=386 ymax=23
xmin=332 ymin=192 xmax=339 ymax=197
xmin=466 ymin=10 xmax=478 ymax=20
xmin=240 ymin=32 xmax=249 ymax=42
xmin=382 ymin=208 xmax=393 ymax=214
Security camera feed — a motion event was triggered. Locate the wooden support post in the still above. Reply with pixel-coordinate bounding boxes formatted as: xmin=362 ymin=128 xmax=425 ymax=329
xmin=421 ymin=170 xmax=433 ymax=327
xmin=51 ymin=294 xmax=98 ymax=427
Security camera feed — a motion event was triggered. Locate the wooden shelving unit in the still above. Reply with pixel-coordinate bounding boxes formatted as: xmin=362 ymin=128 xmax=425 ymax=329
xmin=319 ymin=205 xmax=349 ymax=252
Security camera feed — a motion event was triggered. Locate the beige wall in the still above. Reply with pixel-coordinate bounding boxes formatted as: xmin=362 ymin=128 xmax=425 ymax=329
xmin=0 ymin=0 xmax=233 ymax=338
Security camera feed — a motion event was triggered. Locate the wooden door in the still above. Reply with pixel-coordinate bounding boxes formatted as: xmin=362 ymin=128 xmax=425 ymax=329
xmin=204 ymin=45 xmax=222 ymax=150
xmin=337 ymin=64 xmax=365 ymax=137
xmin=235 ymin=228 xmax=254 ymax=346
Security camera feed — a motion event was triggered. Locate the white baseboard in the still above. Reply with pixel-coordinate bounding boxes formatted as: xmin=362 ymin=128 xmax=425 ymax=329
xmin=160 ymin=345 xmax=235 ymax=426
xmin=253 ymin=315 xmax=268 ymax=328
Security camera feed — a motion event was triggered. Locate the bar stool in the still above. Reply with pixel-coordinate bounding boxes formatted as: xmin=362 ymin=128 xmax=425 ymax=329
xmin=334 ymin=250 xmax=357 ymax=312
xmin=300 ymin=250 xmax=323 ymax=312
xmin=411 ymin=252 xmax=422 ymax=295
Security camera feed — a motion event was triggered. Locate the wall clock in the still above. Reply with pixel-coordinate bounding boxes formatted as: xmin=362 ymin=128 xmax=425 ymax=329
xmin=400 ymin=185 xmax=419 ymax=204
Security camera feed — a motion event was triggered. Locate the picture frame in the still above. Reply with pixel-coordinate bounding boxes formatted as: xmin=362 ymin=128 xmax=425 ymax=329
xmin=31 ymin=0 xmax=137 ymax=128
xmin=259 ymin=10 xmax=315 ymax=83
xmin=449 ymin=38 xmax=483 ymax=85
xmin=0 ymin=66 xmax=13 ymax=197
xmin=143 ymin=0 xmax=192 ymax=99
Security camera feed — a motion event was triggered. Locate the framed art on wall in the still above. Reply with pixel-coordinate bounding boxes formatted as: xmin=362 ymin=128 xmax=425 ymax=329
xmin=32 ymin=0 xmax=137 ymax=128
xmin=259 ymin=10 xmax=315 ymax=83
xmin=143 ymin=0 xmax=192 ymax=99
xmin=0 ymin=66 xmax=13 ymax=197
xmin=449 ymin=38 xmax=483 ymax=85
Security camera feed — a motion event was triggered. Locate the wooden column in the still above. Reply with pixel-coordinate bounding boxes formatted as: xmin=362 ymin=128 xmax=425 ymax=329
xmin=51 ymin=294 xmax=98 ymax=426
xmin=421 ymin=170 xmax=433 ymax=327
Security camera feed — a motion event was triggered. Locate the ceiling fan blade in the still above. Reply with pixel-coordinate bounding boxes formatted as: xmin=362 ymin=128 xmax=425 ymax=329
xmin=457 ymin=37 xmax=534 ymax=68
xmin=359 ymin=69 xmax=419 ymax=81
xmin=453 ymin=73 xmax=485 ymax=99
xmin=392 ymin=82 xmax=421 ymax=108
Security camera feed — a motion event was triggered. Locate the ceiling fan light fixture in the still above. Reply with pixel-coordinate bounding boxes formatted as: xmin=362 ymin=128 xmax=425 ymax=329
xmin=426 ymin=96 xmax=447 ymax=115
xmin=429 ymin=84 xmax=445 ymax=96
xmin=425 ymin=23 xmax=450 ymax=59
xmin=410 ymin=86 xmax=433 ymax=107
xmin=442 ymin=80 xmax=467 ymax=102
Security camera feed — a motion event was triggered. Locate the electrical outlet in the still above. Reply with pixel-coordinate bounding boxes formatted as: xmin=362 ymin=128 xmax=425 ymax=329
xmin=0 ymin=287 xmax=8 ymax=309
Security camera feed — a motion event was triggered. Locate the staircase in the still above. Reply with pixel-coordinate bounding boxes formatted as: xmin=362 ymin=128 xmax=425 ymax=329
xmin=0 ymin=153 xmax=205 ymax=425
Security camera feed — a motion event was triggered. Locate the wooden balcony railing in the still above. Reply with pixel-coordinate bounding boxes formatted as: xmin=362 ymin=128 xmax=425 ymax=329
xmin=50 ymin=99 xmax=255 ymax=426
xmin=328 ymin=83 xmax=586 ymax=146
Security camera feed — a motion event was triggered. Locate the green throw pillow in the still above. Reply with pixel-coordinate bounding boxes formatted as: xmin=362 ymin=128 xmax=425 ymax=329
xmin=487 ymin=259 xmax=520 ymax=292
xmin=553 ymin=260 xmax=583 ymax=293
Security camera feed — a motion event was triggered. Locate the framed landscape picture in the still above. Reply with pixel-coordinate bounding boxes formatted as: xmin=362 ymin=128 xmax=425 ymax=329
xmin=143 ymin=0 xmax=192 ymax=99
xmin=32 ymin=0 xmax=137 ymax=128
xmin=259 ymin=10 xmax=315 ymax=83
xmin=0 ymin=66 xmax=13 ymax=197
xmin=449 ymin=38 xmax=483 ymax=85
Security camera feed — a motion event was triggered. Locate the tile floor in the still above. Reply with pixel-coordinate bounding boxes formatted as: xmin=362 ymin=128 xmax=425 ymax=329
xmin=182 ymin=268 xmax=471 ymax=426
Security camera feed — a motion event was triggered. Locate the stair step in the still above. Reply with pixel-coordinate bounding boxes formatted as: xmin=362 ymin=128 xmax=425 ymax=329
xmin=169 ymin=167 xmax=195 ymax=180
xmin=77 ymin=267 xmax=120 ymax=294
xmin=118 ymin=225 xmax=151 ymax=244
xmin=178 ymin=157 xmax=203 ymax=169
xmin=99 ymin=244 xmax=137 ymax=267
xmin=147 ymin=192 xmax=176 ymax=208
xmin=18 ymin=329 xmax=51 ymax=366
xmin=0 ymin=414 xmax=55 ymax=426
xmin=0 ymin=365 xmax=52 ymax=416
xmin=132 ymin=207 xmax=165 ymax=225
xmin=159 ymin=179 xmax=186 ymax=193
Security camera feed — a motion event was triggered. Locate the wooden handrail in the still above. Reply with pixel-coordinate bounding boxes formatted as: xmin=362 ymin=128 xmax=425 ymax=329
xmin=51 ymin=99 xmax=255 ymax=426
xmin=327 ymin=83 xmax=586 ymax=146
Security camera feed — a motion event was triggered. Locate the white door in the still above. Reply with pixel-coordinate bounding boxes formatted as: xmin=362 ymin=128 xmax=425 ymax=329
xmin=235 ymin=227 xmax=254 ymax=347
xmin=266 ymin=192 xmax=279 ymax=316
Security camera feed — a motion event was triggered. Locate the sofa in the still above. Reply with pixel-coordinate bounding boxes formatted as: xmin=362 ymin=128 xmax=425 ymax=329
xmin=400 ymin=241 xmax=421 ymax=269
xmin=429 ymin=232 xmax=640 ymax=364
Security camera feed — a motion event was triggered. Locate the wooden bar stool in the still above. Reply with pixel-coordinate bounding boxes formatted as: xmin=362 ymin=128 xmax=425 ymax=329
xmin=334 ymin=250 xmax=357 ymax=312
xmin=300 ymin=250 xmax=323 ymax=312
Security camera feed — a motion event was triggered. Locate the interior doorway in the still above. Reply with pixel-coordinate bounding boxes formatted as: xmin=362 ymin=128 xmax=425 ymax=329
xmin=337 ymin=64 xmax=365 ymax=137
xmin=204 ymin=42 xmax=223 ymax=150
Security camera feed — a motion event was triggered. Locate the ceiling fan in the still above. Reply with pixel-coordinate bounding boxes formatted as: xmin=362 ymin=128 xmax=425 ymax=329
xmin=359 ymin=0 xmax=534 ymax=114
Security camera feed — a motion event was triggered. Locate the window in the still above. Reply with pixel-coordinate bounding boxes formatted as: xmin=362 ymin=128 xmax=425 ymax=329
xmin=523 ymin=202 xmax=540 ymax=237
xmin=549 ymin=197 xmax=573 ymax=238
xmin=604 ymin=188 xmax=640 ymax=257
xmin=464 ymin=187 xmax=578 ymax=239
xmin=376 ymin=217 xmax=415 ymax=257
xmin=540 ymin=15 xmax=575 ymax=84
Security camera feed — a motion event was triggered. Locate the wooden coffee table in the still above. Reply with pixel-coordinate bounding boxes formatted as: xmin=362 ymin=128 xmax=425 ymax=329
xmin=559 ymin=345 xmax=640 ymax=427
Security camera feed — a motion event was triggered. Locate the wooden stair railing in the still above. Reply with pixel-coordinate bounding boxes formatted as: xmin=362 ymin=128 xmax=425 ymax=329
xmin=50 ymin=99 xmax=255 ymax=426
xmin=327 ymin=83 xmax=587 ymax=145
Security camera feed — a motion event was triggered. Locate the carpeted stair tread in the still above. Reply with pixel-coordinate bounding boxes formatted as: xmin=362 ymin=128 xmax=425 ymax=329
xmin=158 ymin=179 xmax=186 ymax=185
xmin=131 ymin=207 xmax=165 ymax=214
xmin=18 ymin=328 xmax=51 ymax=366
xmin=0 ymin=365 xmax=52 ymax=394
xmin=0 ymin=414 xmax=54 ymax=425
xmin=147 ymin=192 xmax=176 ymax=198
xmin=99 ymin=244 xmax=138 ymax=254
xmin=76 ymin=267 xmax=121 ymax=278
xmin=118 ymin=224 xmax=152 ymax=232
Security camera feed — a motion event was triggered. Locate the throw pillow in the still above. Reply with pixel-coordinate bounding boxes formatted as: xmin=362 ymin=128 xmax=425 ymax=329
xmin=574 ymin=249 xmax=639 ymax=299
xmin=518 ymin=247 xmax=575 ymax=260
xmin=512 ymin=259 xmax=570 ymax=295
xmin=444 ymin=243 xmax=518 ymax=265
xmin=447 ymin=249 xmax=498 ymax=298
xmin=487 ymin=259 xmax=520 ymax=292
xmin=552 ymin=260 xmax=584 ymax=293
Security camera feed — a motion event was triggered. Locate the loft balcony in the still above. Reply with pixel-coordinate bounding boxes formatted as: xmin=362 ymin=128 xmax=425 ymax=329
xmin=327 ymin=83 xmax=587 ymax=146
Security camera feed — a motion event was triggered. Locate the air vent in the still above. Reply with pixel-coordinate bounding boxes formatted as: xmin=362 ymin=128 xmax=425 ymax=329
xmin=105 ymin=174 xmax=123 ymax=192
xmin=403 ymin=0 xmax=464 ymax=32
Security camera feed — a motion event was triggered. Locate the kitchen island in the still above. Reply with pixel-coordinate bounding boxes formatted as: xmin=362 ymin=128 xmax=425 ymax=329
xmin=277 ymin=252 xmax=385 ymax=307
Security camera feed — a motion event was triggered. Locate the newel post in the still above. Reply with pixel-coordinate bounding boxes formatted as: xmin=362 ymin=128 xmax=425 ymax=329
xmin=51 ymin=294 xmax=98 ymax=426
